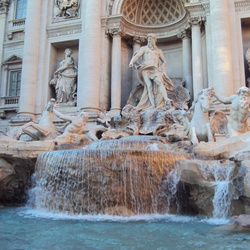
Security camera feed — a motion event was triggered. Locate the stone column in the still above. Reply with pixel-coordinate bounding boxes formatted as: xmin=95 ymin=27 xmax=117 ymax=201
xmin=109 ymin=29 xmax=123 ymax=117
xmin=0 ymin=1 xmax=9 ymax=63
xmin=78 ymin=0 xmax=101 ymax=112
xmin=18 ymin=0 xmax=42 ymax=119
xmin=131 ymin=37 xmax=144 ymax=90
xmin=99 ymin=29 xmax=110 ymax=111
xmin=210 ymin=0 xmax=233 ymax=96
xmin=190 ymin=17 xmax=204 ymax=98
xmin=178 ymin=29 xmax=193 ymax=100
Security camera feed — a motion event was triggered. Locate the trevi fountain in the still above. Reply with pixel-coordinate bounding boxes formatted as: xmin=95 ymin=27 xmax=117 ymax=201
xmin=1 ymin=31 xmax=250 ymax=249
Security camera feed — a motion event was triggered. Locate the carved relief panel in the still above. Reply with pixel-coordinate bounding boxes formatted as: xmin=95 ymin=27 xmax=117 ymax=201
xmin=53 ymin=0 xmax=80 ymax=20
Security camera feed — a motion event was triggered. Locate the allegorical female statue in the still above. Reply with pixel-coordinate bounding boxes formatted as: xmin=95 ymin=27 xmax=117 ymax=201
xmin=50 ymin=48 xmax=77 ymax=105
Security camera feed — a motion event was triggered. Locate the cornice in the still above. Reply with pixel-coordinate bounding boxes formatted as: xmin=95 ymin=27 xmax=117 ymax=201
xmin=47 ymin=23 xmax=82 ymax=38
xmin=4 ymin=40 xmax=24 ymax=49
xmin=235 ymin=0 xmax=250 ymax=12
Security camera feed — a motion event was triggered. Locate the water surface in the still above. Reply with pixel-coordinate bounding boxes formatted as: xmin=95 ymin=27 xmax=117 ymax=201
xmin=1 ymin=207 xmax=250 ymax=250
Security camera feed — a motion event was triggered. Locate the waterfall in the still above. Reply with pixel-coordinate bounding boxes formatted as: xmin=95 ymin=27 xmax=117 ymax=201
xmin=163 ymin=167 xmax=181 ymax=213
xmin=31 ymin=147 xmax=189 ymax=216
xmin=199 ymin=162 xmax=235 ymax=218
xmin=84 ymin=139 xmax=167 ymax=150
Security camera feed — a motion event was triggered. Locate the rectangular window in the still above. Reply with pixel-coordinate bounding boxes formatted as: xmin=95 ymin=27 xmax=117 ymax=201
xmin=9 ymin=70 xmax=21 ymax=97
xmin=16 ymin=0 xmax=27 ymax=19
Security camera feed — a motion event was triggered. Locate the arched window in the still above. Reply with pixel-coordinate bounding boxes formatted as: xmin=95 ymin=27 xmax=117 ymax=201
xmin=16 ymin=0 xmax=27 ymax=19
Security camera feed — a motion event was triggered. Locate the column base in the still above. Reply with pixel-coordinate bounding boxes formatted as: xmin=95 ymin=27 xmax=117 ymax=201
xmin=108 ymin=108 xmax=121 ymax=118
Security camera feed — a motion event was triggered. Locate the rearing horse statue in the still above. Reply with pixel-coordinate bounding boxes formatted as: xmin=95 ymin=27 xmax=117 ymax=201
xmin=14 ymin=99 xmax=59 ymax=141
xmin=188 ymin=88 xmax=215 ymax=145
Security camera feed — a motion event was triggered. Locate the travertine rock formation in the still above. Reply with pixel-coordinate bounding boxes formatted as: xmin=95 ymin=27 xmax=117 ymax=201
xmin=0 ymin=138 xmax=56 ymax=205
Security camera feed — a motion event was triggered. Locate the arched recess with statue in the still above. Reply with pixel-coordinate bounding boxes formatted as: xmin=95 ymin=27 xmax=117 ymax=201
xmin=101 ymin=0 xmax=209 ymax=116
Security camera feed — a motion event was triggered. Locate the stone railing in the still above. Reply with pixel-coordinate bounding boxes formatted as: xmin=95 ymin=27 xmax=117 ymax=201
xmin=12 ymin=18 xmax=25 ymax=27
xmin=3 ymin=96 xmax=19 ymax=105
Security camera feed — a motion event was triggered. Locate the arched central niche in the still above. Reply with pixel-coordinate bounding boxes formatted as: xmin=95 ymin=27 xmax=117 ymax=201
xmin=121 ymin=0 xmax=186 ymax=27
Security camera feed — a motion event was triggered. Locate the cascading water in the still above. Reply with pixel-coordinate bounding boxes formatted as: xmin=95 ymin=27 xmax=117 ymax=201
xmin=163 ymin=159 xmax=239 ymax=219
xmin=199 ymin=162 xmax=236 ymax=218
xmin=84 ymin=139 xmax=164 ymax=150
xmin=30 ymin=140 xmax=190 ymax=216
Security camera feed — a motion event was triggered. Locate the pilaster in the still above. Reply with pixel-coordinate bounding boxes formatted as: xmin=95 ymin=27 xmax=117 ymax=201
xmin=0 ymin=0 xmax=10 ymax=63
xmin=210 ymin=0 xmax=234 ymax=96
xmin=18 ymin=0 xmax=42 ymax=119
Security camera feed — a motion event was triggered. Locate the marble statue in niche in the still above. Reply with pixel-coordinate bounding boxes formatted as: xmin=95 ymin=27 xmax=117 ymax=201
xmin=128 ymin=33 xmax=174 ymax=110
xmin=54 ymin=0 xmax=80 ymax=19
xmin=50 ymin=48 xmax=77 ymax=106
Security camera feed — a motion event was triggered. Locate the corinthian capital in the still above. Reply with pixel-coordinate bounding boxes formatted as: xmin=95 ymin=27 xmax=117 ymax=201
xmin=108 ymin=28 xmax=126 ymax=37
xmin=133 ymin=36 xmax=146 ymax=45
xmin=0 ymin=0 xmax=10 ymax=14
xmin=177 ymin=29 xmax=191 ymax=39
xmin=189 ymin=16 xmax=206 ymax=26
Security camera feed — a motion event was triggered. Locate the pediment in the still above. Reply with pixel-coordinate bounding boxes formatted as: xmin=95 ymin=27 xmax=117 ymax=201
xmin=2 ymin=55 xmax=22 ymax=65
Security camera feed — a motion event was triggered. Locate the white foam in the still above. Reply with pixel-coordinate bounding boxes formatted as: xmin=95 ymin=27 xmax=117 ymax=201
xmin=19 ymin=207 xmax=199 ymax=223
xmin=201 ymin=217 xmax=230 ymax=225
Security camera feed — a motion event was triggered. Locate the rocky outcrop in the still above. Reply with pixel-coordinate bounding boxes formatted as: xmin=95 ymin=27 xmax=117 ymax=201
xmin=0 ymin=156 xmax=36 ymax=205
xmin=174 ymin=159 xmax=246 ymax=216
xmin=0 ymin=137 xmax=56 ymax=205
xmin=193 ymin=131 xmax=250 ymax=159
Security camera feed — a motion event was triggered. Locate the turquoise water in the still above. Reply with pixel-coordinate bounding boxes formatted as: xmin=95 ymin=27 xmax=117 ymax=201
xmin=1 ymin=207 xmax=250 ymax=250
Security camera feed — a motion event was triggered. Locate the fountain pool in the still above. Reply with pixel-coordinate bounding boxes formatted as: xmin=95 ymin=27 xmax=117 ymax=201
xmin=1 ymin=207 xmax=250 ymax=249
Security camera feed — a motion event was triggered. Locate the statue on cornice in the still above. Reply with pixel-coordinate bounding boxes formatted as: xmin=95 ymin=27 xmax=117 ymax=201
xmin=128 ymin=33 xmax=174 ymax=110
xmin=50 ymin=48 xmax=77 ymax=105
xmin=54 ymin=0 xmax=79 ymax=19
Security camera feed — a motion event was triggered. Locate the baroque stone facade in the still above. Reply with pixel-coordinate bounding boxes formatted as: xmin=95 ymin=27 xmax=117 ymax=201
xmin=0 ymin=0 xmax=250 ymax=132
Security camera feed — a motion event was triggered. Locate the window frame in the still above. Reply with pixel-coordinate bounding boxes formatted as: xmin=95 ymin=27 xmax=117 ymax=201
xmin=7 ymin=70 xmax=22 ymax=97
xmin=15 ymin=0 xmax=27 ymax=20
